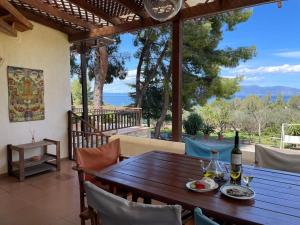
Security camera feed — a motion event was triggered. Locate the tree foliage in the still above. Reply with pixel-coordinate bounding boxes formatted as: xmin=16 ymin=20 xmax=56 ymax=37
xmin=200 ymin=99 xmax=231 ymax=134
xmin=131 ymin=10 xmax=256 ymax=137
xmin=71 ymin=79 xmax=93 ymax=106
xmin=200 ymin=95 xmax=300 ymax=141
xmin=183 ymin=113 xmax=203 ymax=136
xmin=70 ymin=36 xmax=128 ymax=107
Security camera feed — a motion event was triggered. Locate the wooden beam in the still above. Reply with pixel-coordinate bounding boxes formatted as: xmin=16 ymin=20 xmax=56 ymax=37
xmin=171 ymin=18 xmax=182 ymax=142
xmin=79 ymin=42 xmax=89 ymax=129
xmin=19 ymin=0 xmax=97 ymax=30
xmin=17 ymin=7 xmax=77 ymax=34
xmin=114 ymin=0 xmax=148 ymax=18
xmin=0 ymin=18 xmax=17 ymax=36
xmin=0 ymin=0 xmax=33 ymax=29
xmin=69 ymin=17 xmax=160 ymax=41
xmin=68 ymin=0 xmax=121 ymax=25
xmin=180 ymin=0 xmax=278 ymax=20
xmin=69 ymin=0 xmax=277 ymax=41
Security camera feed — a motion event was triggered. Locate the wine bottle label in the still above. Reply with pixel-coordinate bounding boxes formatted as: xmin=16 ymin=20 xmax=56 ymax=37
xmin=231 ymin=154 xmax=242 ymax=165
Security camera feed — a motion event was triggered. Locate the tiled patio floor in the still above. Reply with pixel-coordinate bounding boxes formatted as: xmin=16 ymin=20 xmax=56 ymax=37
xmin=0 ymin=160 xmax=195 ymax=225
xmin=0 ymin=160 xmax=86 ymax=225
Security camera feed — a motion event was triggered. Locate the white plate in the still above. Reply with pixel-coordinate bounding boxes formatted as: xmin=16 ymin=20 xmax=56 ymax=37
xmin=186 ymin=178 xmax=219 ymax=193
xmin=220 ymin=184 xmax=255 ymax=200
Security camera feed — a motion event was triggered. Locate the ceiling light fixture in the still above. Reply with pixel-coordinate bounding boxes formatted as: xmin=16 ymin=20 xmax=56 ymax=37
xmin=144 ymin=0 xmax=183 ymax=22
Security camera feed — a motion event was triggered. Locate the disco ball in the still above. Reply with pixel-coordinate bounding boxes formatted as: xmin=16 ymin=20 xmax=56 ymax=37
xmin=144 ymin=0 xmax=183 ymax=22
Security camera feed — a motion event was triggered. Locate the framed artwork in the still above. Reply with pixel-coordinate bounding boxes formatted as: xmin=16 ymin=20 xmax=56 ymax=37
xmin=7 ymin=66 xmax=45 ymax=122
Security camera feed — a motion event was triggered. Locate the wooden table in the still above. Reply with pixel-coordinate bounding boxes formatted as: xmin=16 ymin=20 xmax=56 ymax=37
xmin=7 ymin=139 xmax=60 ymax=181
xmin=94 ymin=151 xmax=300 ymax=225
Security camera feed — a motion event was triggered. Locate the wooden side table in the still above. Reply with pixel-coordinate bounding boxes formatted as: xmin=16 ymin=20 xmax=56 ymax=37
xmin=7 ymin=138 xmax=60 ymax=181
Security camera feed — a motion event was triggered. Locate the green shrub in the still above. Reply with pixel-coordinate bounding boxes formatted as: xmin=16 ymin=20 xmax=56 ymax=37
xmin=287 ymin=125 xmax=300 ymax=136
xmin=202 ymin=123 xmax=215 ymax=135
xmin=183 ymin=113 xmax=203 ymax=136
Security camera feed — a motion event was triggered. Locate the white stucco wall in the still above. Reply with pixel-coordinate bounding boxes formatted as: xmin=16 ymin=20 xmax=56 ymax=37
xmin=0 ymin=22 xmax=71 ymax=174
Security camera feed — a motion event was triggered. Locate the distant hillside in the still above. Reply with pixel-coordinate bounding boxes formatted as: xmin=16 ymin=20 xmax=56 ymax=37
xmin=234 ymin=85 xmax=300 ymax=97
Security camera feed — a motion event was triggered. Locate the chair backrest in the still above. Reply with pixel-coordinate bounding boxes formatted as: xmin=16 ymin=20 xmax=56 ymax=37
xmin=255 ymin=144 xmax=300 ymax=173
xmin=76 ymin=138 xmax=121 ymax=171
xmin=84 ymin=181 xmax=182 ymax=225
xmin=185 ymin=138 xmax=232 ymax=162
xmin=194 ymin=208 xmax=219 ymax=225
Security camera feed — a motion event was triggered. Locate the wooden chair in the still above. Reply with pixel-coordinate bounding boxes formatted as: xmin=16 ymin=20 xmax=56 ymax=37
xmin=84 ymin=181 xmax=183 ymax=225
xmin=73 ymin=138 xmax=128 ymax=225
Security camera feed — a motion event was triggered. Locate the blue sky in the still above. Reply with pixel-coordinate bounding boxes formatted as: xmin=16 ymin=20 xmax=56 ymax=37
xmin=104 ymin=0 xmax=300 ymax=93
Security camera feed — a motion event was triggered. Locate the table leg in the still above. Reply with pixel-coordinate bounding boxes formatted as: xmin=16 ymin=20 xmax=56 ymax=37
xmin=56 ymin=141 xmax=61 ymax=171
xmin=19 ymin=149 xmax=25 ymax=181
xmin=143 ymin=197 xmax=152 ymax=204
xmin=7 ymin=145 xmax=13 ymax=176
xmin=132 ymin=193 xmax=138 ymax=202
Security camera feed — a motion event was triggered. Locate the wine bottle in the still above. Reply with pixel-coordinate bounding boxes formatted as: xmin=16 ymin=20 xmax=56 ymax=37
xmin=230 ymin=131 xmax=242 ymax=184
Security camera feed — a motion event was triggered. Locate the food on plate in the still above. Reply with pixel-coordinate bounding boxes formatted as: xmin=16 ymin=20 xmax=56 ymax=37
xmin=189 ymin=177 xmax=216 ymax=190
xmin=226 ymin=188 xmax=252 ymax=197
xmin=190 ymin=181 xmax=206 ymax=189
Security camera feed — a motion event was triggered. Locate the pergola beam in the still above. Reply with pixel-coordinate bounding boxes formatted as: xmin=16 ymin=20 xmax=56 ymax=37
xmin=68 ymin=0 xmax=121 ymax=25
xmin=0 ymin=0 xmax=33 ymax=29
xmin=69 ymin=0 xmax=277 ymax=42
xmin=0 ymin=18 xmax=17 ymax=36
xmin=114 ymin=0 xmax=148 ymax=18
xmin=17 ymin=7 xmax=77 ymax=35
xmin=19 ymin=0 xmax=98 ymax=30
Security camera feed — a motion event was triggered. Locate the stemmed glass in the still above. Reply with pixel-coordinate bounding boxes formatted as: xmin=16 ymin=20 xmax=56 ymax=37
xmin=242 ymin=174 xmax=254 ymax=187
xmin=199 ymin=160 xmax=206 ymax=176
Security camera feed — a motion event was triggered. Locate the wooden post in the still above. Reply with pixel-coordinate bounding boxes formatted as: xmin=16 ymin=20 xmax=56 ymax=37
xmin=80 ymin=42 xmax=89 ymax=131
xmin=67 ymin=110 xmax=73 ymax=160
xmin=172 ymin=19 xmax=183 ymax=142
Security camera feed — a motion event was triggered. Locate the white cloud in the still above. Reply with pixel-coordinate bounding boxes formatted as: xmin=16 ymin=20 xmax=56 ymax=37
xmin=221 ymin=74 xmax=262 ymax=82
xmin=244 ymin=76 xmax=262 ymax=81
xmin=274 ymin=51 xmax=300 ymax=59
xmin=221 ymin=75 xmax=237 ymax=79
xmin=103 ymin=69 xmax=136 ymax=93
xmin=126 ymin=69 xmax=137 ymax=80
xmin=233 ymin=64 xmax=300 ymax=74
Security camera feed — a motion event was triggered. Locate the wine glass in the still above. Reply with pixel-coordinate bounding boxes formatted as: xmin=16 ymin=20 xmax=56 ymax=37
xmin=230 ymin=166 xmax=241 ymax=184
xmin=199 ymin=160 xmax=206 ymax=176
xmin=220 ymin=162 xmax=229 ymax=179
xmin=242 ymin=174 xmax=254 ymax=187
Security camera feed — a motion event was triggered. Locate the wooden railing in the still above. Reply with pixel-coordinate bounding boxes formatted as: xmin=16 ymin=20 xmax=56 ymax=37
xmin=88 ymin=111 xmax=141 ymax=132
xmin=68 ymin=111 xmax=106 ymax=160
xmin=68 ymin=108 xmax=142 ymax=159
xmin=72 ymin=106 xmax=142 ymax=115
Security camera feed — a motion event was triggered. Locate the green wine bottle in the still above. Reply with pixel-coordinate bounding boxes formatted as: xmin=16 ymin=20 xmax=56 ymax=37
xmin=230 ymin=131 xmax=242 ymax=184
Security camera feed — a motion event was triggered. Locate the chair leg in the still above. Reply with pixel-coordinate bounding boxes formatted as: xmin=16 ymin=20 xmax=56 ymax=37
xmin=81 ymin=218 xmax=85 ymax=225
xmin=132 ymin=193 xmax=138 ymax=202
xmin=143 ymin=197 xmax=152 ymax=204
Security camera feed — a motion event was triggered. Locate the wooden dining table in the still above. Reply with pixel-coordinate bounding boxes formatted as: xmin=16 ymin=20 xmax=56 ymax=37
xmin=94 ymin=151 xmax=300 ymax=225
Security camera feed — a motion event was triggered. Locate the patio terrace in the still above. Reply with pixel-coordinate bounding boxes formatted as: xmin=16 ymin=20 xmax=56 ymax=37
xmin=1 ymin=0 xmax=294 ymax=225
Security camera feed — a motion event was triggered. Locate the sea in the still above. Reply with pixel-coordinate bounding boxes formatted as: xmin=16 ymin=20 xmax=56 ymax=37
xmin=103 ymin=93 xmax=293 ymax=106
xmin=103 ymin=93 xmax=133 ymax=106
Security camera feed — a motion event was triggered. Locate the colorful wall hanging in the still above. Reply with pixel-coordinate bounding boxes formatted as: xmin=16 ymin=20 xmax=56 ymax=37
xmin=7 ymin=66 xmax=45 ymax=122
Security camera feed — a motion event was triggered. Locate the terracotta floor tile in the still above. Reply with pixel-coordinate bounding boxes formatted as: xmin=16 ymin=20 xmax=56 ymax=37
xmin=0 ymin=161 xmax=82 ymax=225
xmin=0 ymin=194 xmax=32 ymax=218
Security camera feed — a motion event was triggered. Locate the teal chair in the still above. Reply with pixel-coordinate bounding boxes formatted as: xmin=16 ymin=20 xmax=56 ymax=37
xmin=194 ymin=208 xmax=219 ymax=225
xmin=185 ymin=138 xmax=232 ymax=162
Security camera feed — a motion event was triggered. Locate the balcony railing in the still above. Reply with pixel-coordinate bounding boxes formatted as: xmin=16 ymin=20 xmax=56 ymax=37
xmin=67 ymin=107 xmax=142 ymax=159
